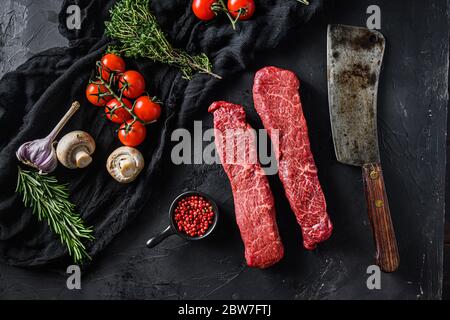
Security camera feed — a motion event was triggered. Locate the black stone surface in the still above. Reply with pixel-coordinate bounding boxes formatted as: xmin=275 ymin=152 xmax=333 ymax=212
xmin=0 ymin=0 xmax=448 ymax=299
xmin=0 ymin=0 xmax=68 ymax=78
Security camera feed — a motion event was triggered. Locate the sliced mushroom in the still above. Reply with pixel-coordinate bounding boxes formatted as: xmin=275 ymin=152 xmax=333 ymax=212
xmin=106 ymin=146 xmax=144 ymax=183
xmin=56 ymin=131 xmax=96 ymax=169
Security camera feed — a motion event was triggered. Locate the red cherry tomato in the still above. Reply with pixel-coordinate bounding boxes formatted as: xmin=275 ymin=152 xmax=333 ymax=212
xmin=118 ymin=71 xmax=146 ymax=99
xmin=134 ymin=96 xmax=161 ymax=123
xmin=105 ymin=98 xmax=132 ymax=124
xmin=192 ymin=0 xmax=216 ymax=21
xmin=118 ymin=120 xmax=147 ymax=147
xmin=227 ymin=0 xmax=255 ymax=20
xmin=86 ymin=83 xmax=112 ymax=107
xmin=100 ymin=53 xmax=126 ymax=81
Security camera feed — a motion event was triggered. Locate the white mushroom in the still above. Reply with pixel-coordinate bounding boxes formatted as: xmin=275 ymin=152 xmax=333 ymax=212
xmin=56 ymin=131 xmax=96 ymax=169
xmin=106 ymin=146 xmax=144 ymax=183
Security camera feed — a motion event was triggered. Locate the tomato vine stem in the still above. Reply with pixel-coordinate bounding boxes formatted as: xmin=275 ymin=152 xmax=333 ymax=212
xmin=91 ymin=62 xmax=151 ymax=136
xmin=212 ymin=0 xmax=246 ymax=30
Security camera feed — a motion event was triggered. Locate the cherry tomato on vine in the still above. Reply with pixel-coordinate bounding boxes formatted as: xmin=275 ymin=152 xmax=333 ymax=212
xmin=86 ymin=83 xmax=112 ymax=107
xmin=227 ymin=0 xmax=255 ymax=20
xmin=118 ymin=120 xmax=147 ymax=147
xmin=134 ymin=96 xmax=161 ymax=123
xmin=100 ymin=53 xmax=126 ymax=81
xmin=192 ymin=0 xmax=217 ymax=21
xmin=118 ymin=71 xmax=146 ymax=99
xmin=105 ymin=98 xmax=132 ymax=124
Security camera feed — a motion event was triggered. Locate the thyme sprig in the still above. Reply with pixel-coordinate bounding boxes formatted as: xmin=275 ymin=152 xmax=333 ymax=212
xmin=16 ymin=167 xmax=94 ymax=264
xmin=105 ymin=0 xmax=221 ymax=80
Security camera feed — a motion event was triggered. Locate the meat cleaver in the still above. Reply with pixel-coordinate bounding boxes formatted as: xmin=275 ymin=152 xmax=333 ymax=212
xmin=327 ymin=24 xmax=399 ymax=272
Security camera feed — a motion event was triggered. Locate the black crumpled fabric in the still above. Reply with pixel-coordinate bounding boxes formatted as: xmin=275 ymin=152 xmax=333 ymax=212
xmin=0 ymin=0 xmax=323 ymax=266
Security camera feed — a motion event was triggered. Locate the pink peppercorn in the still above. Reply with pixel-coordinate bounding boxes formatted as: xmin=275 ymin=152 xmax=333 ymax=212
xmin=173 ymin=195 xmax=215 ymax=237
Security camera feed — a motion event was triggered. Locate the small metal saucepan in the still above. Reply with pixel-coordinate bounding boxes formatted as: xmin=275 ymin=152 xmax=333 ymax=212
xmin=146 ymin=191 xmax=219 ymax=248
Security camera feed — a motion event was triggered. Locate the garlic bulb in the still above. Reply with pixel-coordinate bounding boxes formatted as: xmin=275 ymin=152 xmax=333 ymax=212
xmin=16 ymin=101 xmax=80 ymax=173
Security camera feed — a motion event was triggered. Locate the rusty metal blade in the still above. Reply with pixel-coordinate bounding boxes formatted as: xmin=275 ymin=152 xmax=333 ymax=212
xmin=327 ymin=24 xmax=385 ymax=167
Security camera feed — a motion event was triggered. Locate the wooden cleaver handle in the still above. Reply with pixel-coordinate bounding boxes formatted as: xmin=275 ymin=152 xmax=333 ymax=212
xmin=362 ymin=163 xmax=400 ymax=272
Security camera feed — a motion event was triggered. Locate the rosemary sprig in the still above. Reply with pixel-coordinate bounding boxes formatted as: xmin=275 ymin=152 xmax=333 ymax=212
xmin=16 ymin=167 xmax=94 ymax=264
xmin=105 ymin=0 xmax=222 ymax=80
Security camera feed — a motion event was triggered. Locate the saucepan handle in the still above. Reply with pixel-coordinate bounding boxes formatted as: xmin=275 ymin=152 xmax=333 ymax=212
xmin=362 ymin=162 xmax=400 ymax=272
xmin=146 ymin=225 xmax=176 ymax=248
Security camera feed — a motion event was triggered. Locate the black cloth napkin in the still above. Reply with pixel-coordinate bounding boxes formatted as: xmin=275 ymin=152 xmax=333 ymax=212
xmin=0 ymin=0 xmax=323 ymax=266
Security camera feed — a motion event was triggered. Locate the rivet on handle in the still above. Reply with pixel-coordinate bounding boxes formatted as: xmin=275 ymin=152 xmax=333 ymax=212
xmin=375 ymin=200 xmax=384 ymax=208
xmin=370 ymin=170 xmax=379 ymax=180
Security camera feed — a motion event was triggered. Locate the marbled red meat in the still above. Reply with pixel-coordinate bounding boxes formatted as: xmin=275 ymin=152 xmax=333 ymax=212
xmin=253 ymin=66 xmax=333 ymax=250
xmin=209 ymin=101 xmax=284 ymax=268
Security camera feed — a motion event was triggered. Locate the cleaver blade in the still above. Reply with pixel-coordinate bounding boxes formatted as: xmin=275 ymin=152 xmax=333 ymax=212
xmin=327 ymin=24 xmax=384 ymax=166
xmin=327 ymin=24 xmax=399 ymax=273
xmin=327 ymin=25 xmax=385 ymax=166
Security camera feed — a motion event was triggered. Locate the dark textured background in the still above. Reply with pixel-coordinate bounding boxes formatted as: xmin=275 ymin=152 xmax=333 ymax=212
xmin=0 ymin=0 xmax=448 ymax=299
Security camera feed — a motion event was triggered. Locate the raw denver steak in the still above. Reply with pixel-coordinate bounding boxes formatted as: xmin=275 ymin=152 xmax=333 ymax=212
xmin=253 ymin=66 xmax=333 ymax=250
xmin=209 ymin=101 xmax=284 ymax=268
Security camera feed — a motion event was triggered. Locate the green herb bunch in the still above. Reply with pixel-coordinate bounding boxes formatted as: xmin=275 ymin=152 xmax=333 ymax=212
xmin=105 ymin=0 xmax=221 ymax=80
xmin=16 ymin=167 xmax=94 ymax=264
